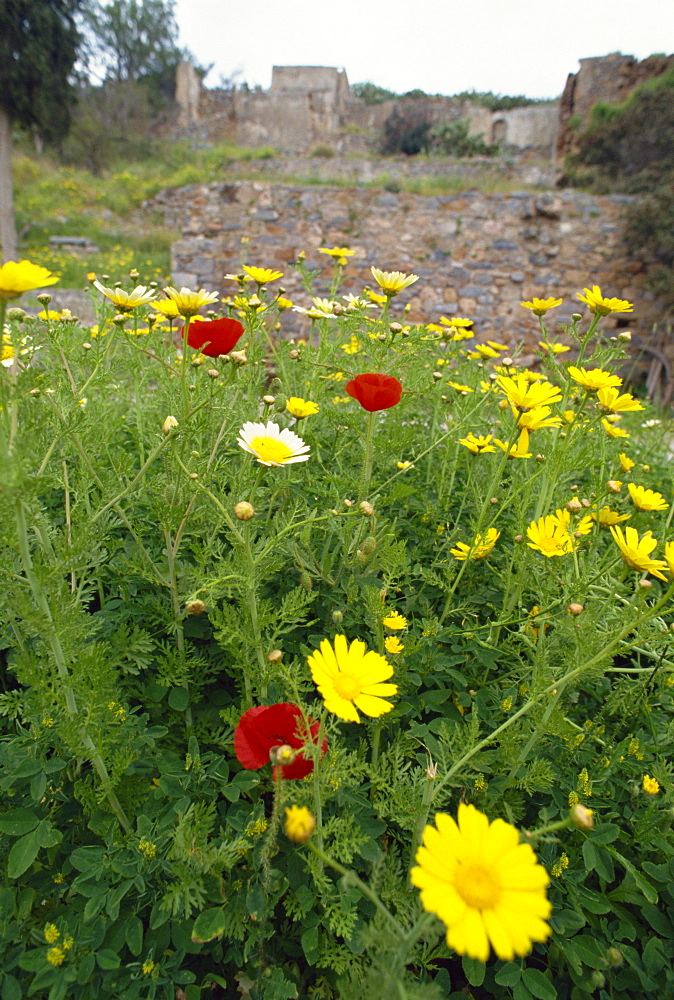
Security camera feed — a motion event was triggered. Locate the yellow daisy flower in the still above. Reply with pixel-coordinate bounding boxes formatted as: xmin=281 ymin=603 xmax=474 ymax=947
xmin=286 ymin=397 xmax=319 ymax=418
xmin=526 ymin=515 xmax=574 ymax=557
xmin=163 ymin=285 xmax=219 ymax=318
xmin=370 ymin=267 xmax=419 ymax=296
xmin=319 ymin=246 xmax=355 ymax=266
xmin=591 ymin=506 xmax=630 ymax=527
xmin=627 ymin=484 xmax=669 ymax=512
xmin=384 ymin=636 xmax=404 ymax=654
xmin=493 ymin=429 xmax=532 ymax=459
xmin=517 ymin=406 xmax=562 ymax=431
xmin=596 ymin=387 xmax=645 ymax=413
xmin=450 ymin=528 xmax=500 ymax=561
xmin=0 ymin=260 xmax=58 ymax=301
xmin=619 ymin=453 xmax=635 ymax=473
xmin=521 ymin=296 xmax=563 ymax=315
xmin=447 ymin=381 xmax=474 ymax=394
xmin=567 ymin=366 xmax=623 ymax=392
xmin=577 ymin=285 xmax=633 ymax=316
xmin=152 ymin=298 xmax=181 ymax=319
xmin=237 ymin=420 xmax=310 ymax=467
xmin=93 ymin=280 xmax=156 ymax=312
xmin=382 ymin=611 xmax=407 ymax=630
xmin=609 ymin=525 xmax=668 ymax=580
xmin=242 ymin=265 xmax=283 ymax=284
xmin=411 ymin=803 xmax=551 ymax=962
xmin=602 ymin=419 xmax=630 ymax=439
xmin=495 ymin=374 xmax=562 ymax=411
xmin=538 ymin=341 xmax=571 ymax=354
xmin=307 ymin=635 xmax=397 ymax=723
xmin=459 ymin=433 xmax=496 ymax=455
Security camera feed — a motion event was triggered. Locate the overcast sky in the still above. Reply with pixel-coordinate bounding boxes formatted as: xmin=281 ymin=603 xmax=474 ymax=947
xmin=174 ymin=0 xmax=673 ymax=99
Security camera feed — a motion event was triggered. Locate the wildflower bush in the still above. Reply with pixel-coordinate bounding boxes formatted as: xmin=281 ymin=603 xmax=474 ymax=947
xmin=1 ymin=255 xmax=674 ymax=1000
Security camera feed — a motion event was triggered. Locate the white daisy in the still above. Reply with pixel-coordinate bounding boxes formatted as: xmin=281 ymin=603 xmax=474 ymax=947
xmin=237 ymin=421 xmax=310 ymax=467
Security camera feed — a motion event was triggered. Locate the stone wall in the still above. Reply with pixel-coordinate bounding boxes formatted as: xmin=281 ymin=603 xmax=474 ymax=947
xmin=556 ymin=53 xmax=674 ymax=157
xmin=146 ymin=180 xmax=662 ymax=346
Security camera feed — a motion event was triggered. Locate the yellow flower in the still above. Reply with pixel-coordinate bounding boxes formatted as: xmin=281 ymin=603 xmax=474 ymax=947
xmin=152 ymin=298 xmax=181 ymax=319
xmin=237 ymin=420 xmax=310 ymax=467
xmin=307 ymin=634 xmax=397 ymax=722
xmin=319 ymin=246 xmax=355 ymax=266
xmin=447 ymin=381 xmax=474 ymax=393
xmin=469 ymin=342 xmax=506 ymax=360
xmin=591 ymin=506 xmax=630 ymax=527
xmin=93 ymin=280 xmax=155 ymax=312
xmin=286 ymin=397 xmax=319 ymax=418
xmin=526 ymin=515 xmax=574 ymax=557
xmin=370 ymin=267 xmax=419 ymax=296
xmin=619 ymin=453 xmax=635 ymax=473
xmin=163 ymin=285 xmax=219 ymax=318
xmin=521 ymin=296 xmax=563 ymax=315
xmin=0 ymin=260 xmax=58 ymax=301
xmin=609 ymin=525 xmax=668 ymax=580
xmin=665 ymin=541 xmax=674 ymax=579
xmin=495 ymin=374 xmax=562 ymax=411
xmin=493 ymin=429 xmax=532 ymax=459
xmin=567 ymin=366 xmax=623 ymax=391
xmin=551 ymin=508 xmax=594 ymax=536
xmin=284 ymin=806 xmax=316 ymax=843
xmin=382 ymin=611 xmax=407 ymax=630
xmin=276 ymin=296 xmax=293 ymax=310
xmin=450 ymin=528 xmax=500 ymax=561
xmin=411 ymin=804 xmax=551 ymax=962
xmin=577 ymin=285 xmax=633 ymax=316
xmin=459 ymin=432 xmax=496 ymax=455
xmin=138 ymin=837 xmax=157 ymax=860
xmin=517 ymin=406 xmax=562 ymax=431
xmin=538 ymin=341 xmax=571 ymax=354
xmin=44 ymin=924 xmax=60 ymax=944
xmin=643 ymin=775 xmax=660 ymax=795
xmin=597 ymin=386 xmax=645 ymax=413
xmin=397 ymin=460 xmax=414 ymax=471
xmin=242 ymin=265 xmax=283 ymax=284
xmin=384 ymin=636 xmax=404 ymax=654
xmin=602 ymin=418 xmax=630 ymax=439
xmin=627 ymin=483 xmax=669 ymax=512
xmin=142 ymin=959 xmax=156 ymax=975
xmin=340 ymin=335 xmax=361 ymax=354
xmin=47 ymin=947 xmax=66 ymax=967
xmin=440 ymin=315 xmax=473 ymax=330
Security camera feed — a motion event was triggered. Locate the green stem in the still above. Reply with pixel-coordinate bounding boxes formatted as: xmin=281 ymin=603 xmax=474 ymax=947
xmin=164 ymin=528 xmax=193 ymax=733
xmin=14 ymin=499 xmax=131 ymax=833
xmin=243 ymin=526 xmax=267 ymax=703
xmin=360 ymin=410 xmax=377 ymax=499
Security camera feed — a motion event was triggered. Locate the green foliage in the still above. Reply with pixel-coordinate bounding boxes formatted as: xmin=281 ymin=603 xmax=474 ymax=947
xmin=1 ymin=257 xmax=674 ymax=999
xmin=429 ymin=120 xmax=499 ymax=158
xmin=352 ymin=82 xmax=397 ymax=105
xmin=381 ymin=107 xmax=432 ymax=156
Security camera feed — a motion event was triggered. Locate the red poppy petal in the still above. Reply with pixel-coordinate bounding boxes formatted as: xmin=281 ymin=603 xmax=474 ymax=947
xmin=345 ymin=373 xmax=403 ymax=411
xmin=187 ymin=317 xmax=244 ymax=357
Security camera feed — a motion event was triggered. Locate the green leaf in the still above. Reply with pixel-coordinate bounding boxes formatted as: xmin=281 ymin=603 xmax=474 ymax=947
xmin=301 ymin=923 xmax=319 ymax=964
xmin=0 ymin=809 xmax=39 ymax=837
xmin=590 ymin=823 xmax=621 ymax=845
xmin=461 ymin=956 xmax=485 ymax=987
xmin=125 ymin=915 xmax=144 ymax=955
xmin=29 ymin=772 xmax=46 ymax=803
xmin=191 ymin=908 xmax=227 ymax=944
xmin=513 ymin=984 xmax=533 ymax=1000
xmin=607 ymin=847 xmax=658 ymax=903
xmin=494 ymin=963 xmax=521 ymax=986
xmin=96 ymin=949 xmax=120 ymax=970
xmin=1 ymin=974 xmax=23 ymax=1000
xmin=262 ymin=968 xmax=298 ymax=1000
xmin=36 ymin=820 xmax=62 ymax=849
xmin=521 ymin=968 xmax=557 ymax=1000
xmin=168 ymin=687 xmax=190 ymax=711
xmin=7 ymin=829 xmax=41 ymax=878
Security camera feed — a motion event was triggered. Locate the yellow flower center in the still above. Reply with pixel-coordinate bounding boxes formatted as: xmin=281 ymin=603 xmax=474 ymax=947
xmin=250 ymin=435 xmax=293 ymax=464
xmin=333 ymin=671 xmax=362 ymax=701
xmin=454 ymin=861 xmax=501 ymax=909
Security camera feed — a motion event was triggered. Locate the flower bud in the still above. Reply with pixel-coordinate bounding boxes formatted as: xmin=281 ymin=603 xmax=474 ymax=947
xmin=333 ymin=303 xmax=344 ymax=316
xmin=535 ymin=454 xmax=545 ymax=463
xmin=618 ymin=330 xmax=632 ymax=342
xmin=607 ymin=480 xmax=622 ymax=494
xmin=284 ymin=805 xmax=315 ymax=844
xmin=432 ymin=371 xmax=442 ymax=381
xmin=566 ymin=499 xmax=583 ymax=512
xmin=389 ymin=322 xmax=403 ymax=335
xmin=82 ymin=342 xmax=92 ymax=350
xmin=262 ymin=394 xmax=276 ymax=405
xmin=206 ymin=368 xmax=219 ymax=378
xmin=513 ymin=534 xmax=524 ymax=543
xmin=272 ymin=744 xmax=296 ymax=766
xmin=289 ymin=349 xmax=300 ymax=359
xmin=36 ymin=293 xmax=52 ymax=306
xmin=299 ymin=570 xmax=313 ymax=591
xmin=638 ymin=579 xmax=652 ymax=590
xmin=360 ymin=535 xmax=377 ymax=555
xmin=332 ymin=610 xmax=343 ymax=624
xmin=570 ymin=804 xmax=594 ymax=830
xmin=568 ymin=603 xmax=584 ymax=616
xmin=185 ymin=600 xmax=205 ymax=615
xmin=7 ymin=307 xmax=25 ymax=321
xmin=571 ymin=312 xmax=582 ymax=322
xmin=162 ymin=415 xmax=179 ymax=435
xmin=607 ymin=947 xmax=623 ymax=967
xmin=229 ymin=350 xmax=247 ymax=365
xmin=490 ymin=497 xmax=499 ymax=505
xmin=112 ymin=313 xmax=127 ymax=326
xmin=343 ymin=498 xmax=353 ymax=507
xmin=498 ymin=398 xmax=510 ymax=410
xmin=267 ymin=649 xmax=283 ymax=663
xmin=359 ymin=501 xmax=374 ymax=516
xmin=234 ymin=501 xmax=255 ymax=521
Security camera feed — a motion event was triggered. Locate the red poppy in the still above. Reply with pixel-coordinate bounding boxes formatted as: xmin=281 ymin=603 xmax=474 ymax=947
xmin=187 ymin=316 xmax=244 ymax=357
xmin=233 ymin=702 xmax=326 ymax=780
xmin=344 ymin=372 xmax=403 ymax=412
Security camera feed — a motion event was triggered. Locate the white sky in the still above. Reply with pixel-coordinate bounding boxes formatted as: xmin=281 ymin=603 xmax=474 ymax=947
xmin=174 ymin=0 xmax=673 ymax=99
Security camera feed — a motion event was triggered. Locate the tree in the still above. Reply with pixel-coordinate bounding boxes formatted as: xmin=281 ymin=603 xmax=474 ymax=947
xmin=82 ymin=0 xmax=187 ymax=92
xmin=0 ymin=0 xmax=81 ymax=261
